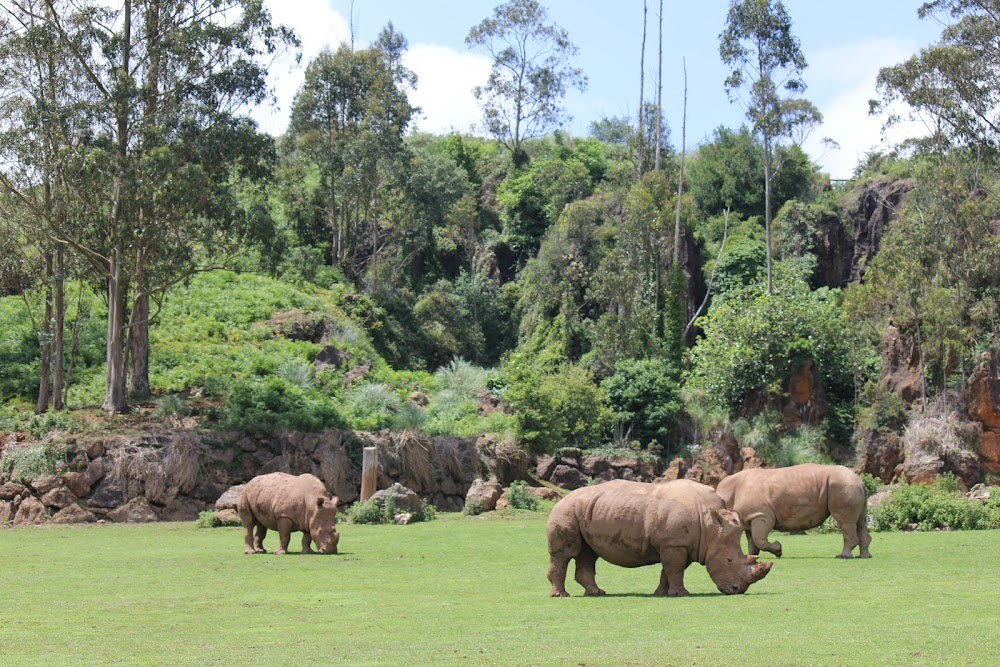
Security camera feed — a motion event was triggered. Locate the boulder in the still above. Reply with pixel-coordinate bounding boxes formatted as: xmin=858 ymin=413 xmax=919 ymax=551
xmin=0 ymin=481 xmax=27 ymax=501
xmin=371 ymin=482 xmax=423 ymax=514
xmin=29 ymin=474 xmax=63 ymax=495
xmin=686 ymin=446 xmax=734 ymax=488
xmin=214 ymin=484 xmax=246 ymax=511
xmin=967 ymin=350 xmax=1000 ymax=431
xmin=213 ymin=509 xmax=242 ymax=526
xmin=107 ymin=497 xmax=158 ymax=523
xmin=62 ymin=471 xmax=92 ymax=498
xmin=740 ymin=447 xmax=764 ymax=470
xmin=0 ymin=499 xmax=14 ymax=524
xmin=40 ymin=487 xmax=76 ymax=510
xmin=85 ymin=440 xmax=105 ymax=460
xmin=343 ymin=362 xmax=374 ymax=385
xmin=51 ymin=503 xmax=97 ymax=524
xmin=660 ymin=457 xmax=688 ymax=482
xmin=465 ymin=478 xmax=502 ymax=512
xmin=549 ymin=465 xmax=588 ymax=490
xmin=580 ymin=455 xmax=610 ymax=478
xmin=475 ymin=387 xmax=506 ymax=417
xmin=87 ymin=478 xmax=125 ymax=509
xmin=535 ymin=454 xmax=557 ymax=481
xmin=980 ymin=432 xmax=1000 ymax=474
xmin=314 ymin=344 xmax=351 ymax=371
xmin=157 ymin=496 xmax=205 ymax=522
xmin=528 ymin=486 xmax=563 ymax=502
xmin=13 ymin=496 xmax=48 ymax=525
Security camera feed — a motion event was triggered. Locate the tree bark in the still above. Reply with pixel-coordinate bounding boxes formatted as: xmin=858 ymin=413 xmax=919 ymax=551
xmin=103 ymin=249 xmax=128 ymax=414
xmin=36 ymin=249 xmax=53 ymax=414
xmin=637 ymin=1 xmax=647 ymax=177
xmin=763 ymin=132 xmax=774 ymax=295
xmin=654 ymin=0 xmax=663 ymax=172
xmin=53 ymin=245 xmax=65 ymax=410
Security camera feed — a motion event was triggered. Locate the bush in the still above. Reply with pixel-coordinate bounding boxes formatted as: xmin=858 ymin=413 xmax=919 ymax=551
xmin=859 ymin=472 xmax=880 ymax=497
xmin=195 ymin=511 xmax=221 ymax=529
xmin=871 ymin=484 xmax=998 ymax=531
xmin=223 ymin=377 xmax=343 ymax=432
xmin=1 ymin=444 xmax=66 ymax=483
xmin=601 ymin=357 xmax=681 ymax=449
xmin=505 ymin=481 xmax=539 ymax=511
xmin=348 ymin=496 xmax=437 ymax=524
xmin=464 ymin=497 xmax=485 ymax=516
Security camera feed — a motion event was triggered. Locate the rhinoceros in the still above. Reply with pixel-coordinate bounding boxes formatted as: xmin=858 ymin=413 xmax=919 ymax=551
xmin=238 ymin=472 xmax=340 ymax=555
xmin=715 ymin=463 xmax=871 ymax=559
xmin=546 ymin=479 xmax=772 ymax=597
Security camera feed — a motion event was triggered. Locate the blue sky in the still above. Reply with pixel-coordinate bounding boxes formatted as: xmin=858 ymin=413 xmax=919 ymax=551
xmin=258 ymin=1 xmax=947 ymax=179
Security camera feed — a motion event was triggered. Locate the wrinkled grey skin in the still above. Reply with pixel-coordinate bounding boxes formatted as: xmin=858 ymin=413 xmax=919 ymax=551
xmin=716 ymin=463 xmax=871 ymax=559
xmin=238 ymin=473 xmax=340 ymax=555
xmin=546 ymin=479 xmax=772 ymax=597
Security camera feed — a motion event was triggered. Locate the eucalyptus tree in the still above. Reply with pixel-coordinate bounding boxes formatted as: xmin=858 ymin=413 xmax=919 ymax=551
xmin=719 ymin=0 xmax=819 ymax=294
xmin=8 ymin=0 xmax=296 ymax=413
xmin=466 ymin=0 xmax=587 ymax=168
xmin=873 ymin=0 xmax=1000 ymax=148
xmin=286 ymin=26 xmax=415 ymax=277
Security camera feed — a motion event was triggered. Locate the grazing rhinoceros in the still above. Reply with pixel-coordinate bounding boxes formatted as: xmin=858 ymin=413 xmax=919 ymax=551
xmin=546 ymin=479 xmax=772 ymax=597
xmin=238 ymin=472 xmax=340 ymax=555
xmin=715 ymin=463 xmax=871 ymax=559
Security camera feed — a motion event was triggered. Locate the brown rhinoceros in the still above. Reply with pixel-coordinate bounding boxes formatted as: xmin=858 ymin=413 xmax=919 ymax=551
xmin=715 ymin=463 xmax=871 ymax=559
xmin=238 ymin=472 xmax=340 ymax=555
xmin=546 ymin=479 xmax=772 ymax=597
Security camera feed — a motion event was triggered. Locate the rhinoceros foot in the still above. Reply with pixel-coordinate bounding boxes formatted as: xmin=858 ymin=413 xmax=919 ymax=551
xmin=835 ymin=553 xmax=854 ymax=559
xmin=583 ymin=588 xmax=606 ymax=596
xmin=549 ymin=589 xmax=570 ymax=598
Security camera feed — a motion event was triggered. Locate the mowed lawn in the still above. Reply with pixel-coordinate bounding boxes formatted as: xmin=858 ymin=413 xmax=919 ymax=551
xmin=1 ymin=510 xmax=998 ymax=667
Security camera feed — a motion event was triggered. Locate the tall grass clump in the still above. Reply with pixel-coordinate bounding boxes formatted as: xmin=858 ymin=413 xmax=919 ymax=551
xmin=275 ymin=357 xmax=315 ymax=388
xmin=434 ymin=358 xmax=488 ymax=398
xmin=345 ymin=382 xmax=402 ymax=430
xmin=0 ymin=443 xmax=66 ymax=483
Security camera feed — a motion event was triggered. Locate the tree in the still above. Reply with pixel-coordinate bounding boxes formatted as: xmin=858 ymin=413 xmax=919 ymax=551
xmin=466 ymin=0 xmax=587 ymax=167
xmin=286 ymin=29 xmax=415 ymax=277
xmin=3 ymin=0 xmax=296 ymax=413
xmin=720 ymin=0 xmax=819 ymax=294
xmin=873 ymin=0 xmax=1000 ymax=148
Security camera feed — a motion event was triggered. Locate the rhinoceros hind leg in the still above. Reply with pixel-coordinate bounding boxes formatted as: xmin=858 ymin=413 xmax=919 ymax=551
xmin=833 ymin=509 xmax=863 ymax=558
xmin=253 ymin=525 xmax=268 ymax=553
xmin=573 ymin=544 xmax=605 ymax=596
xmin=547 ymin=522 xmax=581 ymax=597
xmin=749 ymin=516 xmax=781 ymax=557
xmin=744 ymin=529 xmax=759 ymax=555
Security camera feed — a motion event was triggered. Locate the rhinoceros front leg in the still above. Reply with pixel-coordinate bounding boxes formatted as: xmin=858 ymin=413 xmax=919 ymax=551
xmin=573 ymin=544 xmax=606 ymax=596
xmin=653 ymin=547 xmax=689 ymax=597
xmin=749 ymin=516 xmax=782 ymax=558
xmin=275 ymin=518 xmax=294 ymax=555
xmin=301 ymin=531 xmax=314 ymax=555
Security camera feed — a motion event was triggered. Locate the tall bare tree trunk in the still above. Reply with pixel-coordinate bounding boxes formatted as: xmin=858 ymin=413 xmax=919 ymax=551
xmin=763 ymin=132 xmax=773 ymax=295
xmin=654 ymin=0 xmax=663 ymax=172
xmin=637 ymin=1 xmax=647 ymax=177
xmin=128 ymin=250 xmax=150 ymax=399
xmin=673 ymin=59 xmax=687 ymax=267
xmin=104 ymin=248 xmax=128 ymax=414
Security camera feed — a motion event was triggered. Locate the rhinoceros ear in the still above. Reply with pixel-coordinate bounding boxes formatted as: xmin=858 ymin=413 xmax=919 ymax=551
xmin=316 ymin=497 xmax=326 ymax=508
xmin=709 ymin=508 xmax=740 ymax=534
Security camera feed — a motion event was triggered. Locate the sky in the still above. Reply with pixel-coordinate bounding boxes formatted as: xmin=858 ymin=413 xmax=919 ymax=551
xmin=255 ymin=1 xmax=949 ymax=180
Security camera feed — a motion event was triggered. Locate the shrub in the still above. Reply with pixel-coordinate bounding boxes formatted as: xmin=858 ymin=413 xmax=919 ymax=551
xmin=155 ymin=394 xmax=188 ymax=419
xmin=859 ymin=472 xmax=880 ymax=497
xmin=505 ymin=481 xmax=539 ymax=511
xmin=348 ymin=496 xmax=436 ymax=524
xmin=223 ymin=377 xmax=343 ymax=432
xmin=464 ymin=497 xmax=485 ymax=516
xmin=601 ymin=357 xmax=681 ymax=449
xmin=871 ymin=484 xmax=997 ymax=531
xmin=275 ymin=357 xmax=315 ymax=389
xmin=195 ymin=511 xmax=222 ymax=529
xmin=1 ymin=444 xmax=66 ymax=483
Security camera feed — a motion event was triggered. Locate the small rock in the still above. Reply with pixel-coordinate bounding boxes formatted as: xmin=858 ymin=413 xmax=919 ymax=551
xmin=41 ymin=487 xmax=76 ymax=510
xmin=394 ymin=512 xmax=413 ymax=525
xmin=51 ymin=504 xmax=97 ymax=524
xmin=107 ymin=497 xmax=158 ymax=523
xmin=465 ymin=478 xmax=502 ymax=512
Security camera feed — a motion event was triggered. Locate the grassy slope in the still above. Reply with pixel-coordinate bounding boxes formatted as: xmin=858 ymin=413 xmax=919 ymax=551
xmin=1 ymin=513 xmax=997 ymax=666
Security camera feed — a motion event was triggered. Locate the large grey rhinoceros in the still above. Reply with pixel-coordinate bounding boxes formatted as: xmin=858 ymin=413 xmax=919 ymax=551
xmin=546 ymin=479 xmax=772 ymax=597
xmin=715 ymin=463 xmax=871 ymax=559
xmin=238 ymin=472 xmax=340 ymax=555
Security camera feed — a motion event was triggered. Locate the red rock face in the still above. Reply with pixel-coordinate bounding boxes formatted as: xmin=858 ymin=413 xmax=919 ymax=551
xmin=782 ymin=359 xmax=830 ymax=429
xmin=878 ymin=322 xmax=924 ymax=406
xmin=967 ymin=350 xmax=1000 ymax=474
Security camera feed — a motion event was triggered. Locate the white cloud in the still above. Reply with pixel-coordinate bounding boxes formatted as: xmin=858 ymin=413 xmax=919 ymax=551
xmin=251 ymin=0 xmax=351 ymax=135
xmin=803 ymin=37 xmax=930 ymax=179
xmin=403 ymin=44 xmax=491 ymax=135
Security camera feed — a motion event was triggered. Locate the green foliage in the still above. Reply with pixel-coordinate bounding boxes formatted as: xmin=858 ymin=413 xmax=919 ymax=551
xmin=601 ymin=357 xmax=681 ymax=448
xmin=154 ymin=395 xmax=188 ymax=420
xmin=463 ymin=497 xmax=484 ymax=516
xmin=0 ymin=443 xmax=66 ymax=483
xmin=505 ymin=481 xmax=540 ymax=511
xmin=348 ymin=496 xmax=436 ymax=524
xmin=859 ymin=472 xmax=880 ymax=498
xmin=856 ymin=382 xmax=909 ymax=432
xmin=686 ymin=268 xmax=853 ymax=415
xmin=344 ymin=382 xmax=402 ymax=431
xmin=195 ymin=511 xmax=222 ymax=529
xmin=223 ymin=377 xmax=343 ymax=433
xmin=731 ymin=414 xmax=830 ymax=467
xmin=871 ymin=483 xmax=999 ymax=531
xmin=275 ymin=357 xmax=315 ymax=389
xmin=540 ymin=364 xmax=611 ymax=448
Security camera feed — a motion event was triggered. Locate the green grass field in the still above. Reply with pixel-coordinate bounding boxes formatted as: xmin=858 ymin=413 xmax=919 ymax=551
xmin=1 ymin=511 xmax=998 ymax=666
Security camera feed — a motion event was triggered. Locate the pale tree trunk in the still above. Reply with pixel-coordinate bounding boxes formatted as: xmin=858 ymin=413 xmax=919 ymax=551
xmin=103 ymin=248 xmax=128 ymax=414
xmin=654 ymin=0 xmax=663 ymax=172
xmin=637 ymin=0 xmax=647 ymax=177
xmin=53 ymin=245 xmax=65 ymax=410
xmin=36 ymin=249 xmax=53 ymax=414
xmin=128 ymin=250 xmax=150 ymax=399
xmin=763 ymin=132 xmax=774 ymax=296
xmin=673 ymin=59 xmax=687 ymax=267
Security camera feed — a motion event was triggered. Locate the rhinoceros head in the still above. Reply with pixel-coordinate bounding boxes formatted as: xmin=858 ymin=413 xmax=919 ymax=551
xmin=310 ymin=496 xmax=340 ymax=554
xmin=704 ymin=508 xmax=772 ymax=594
